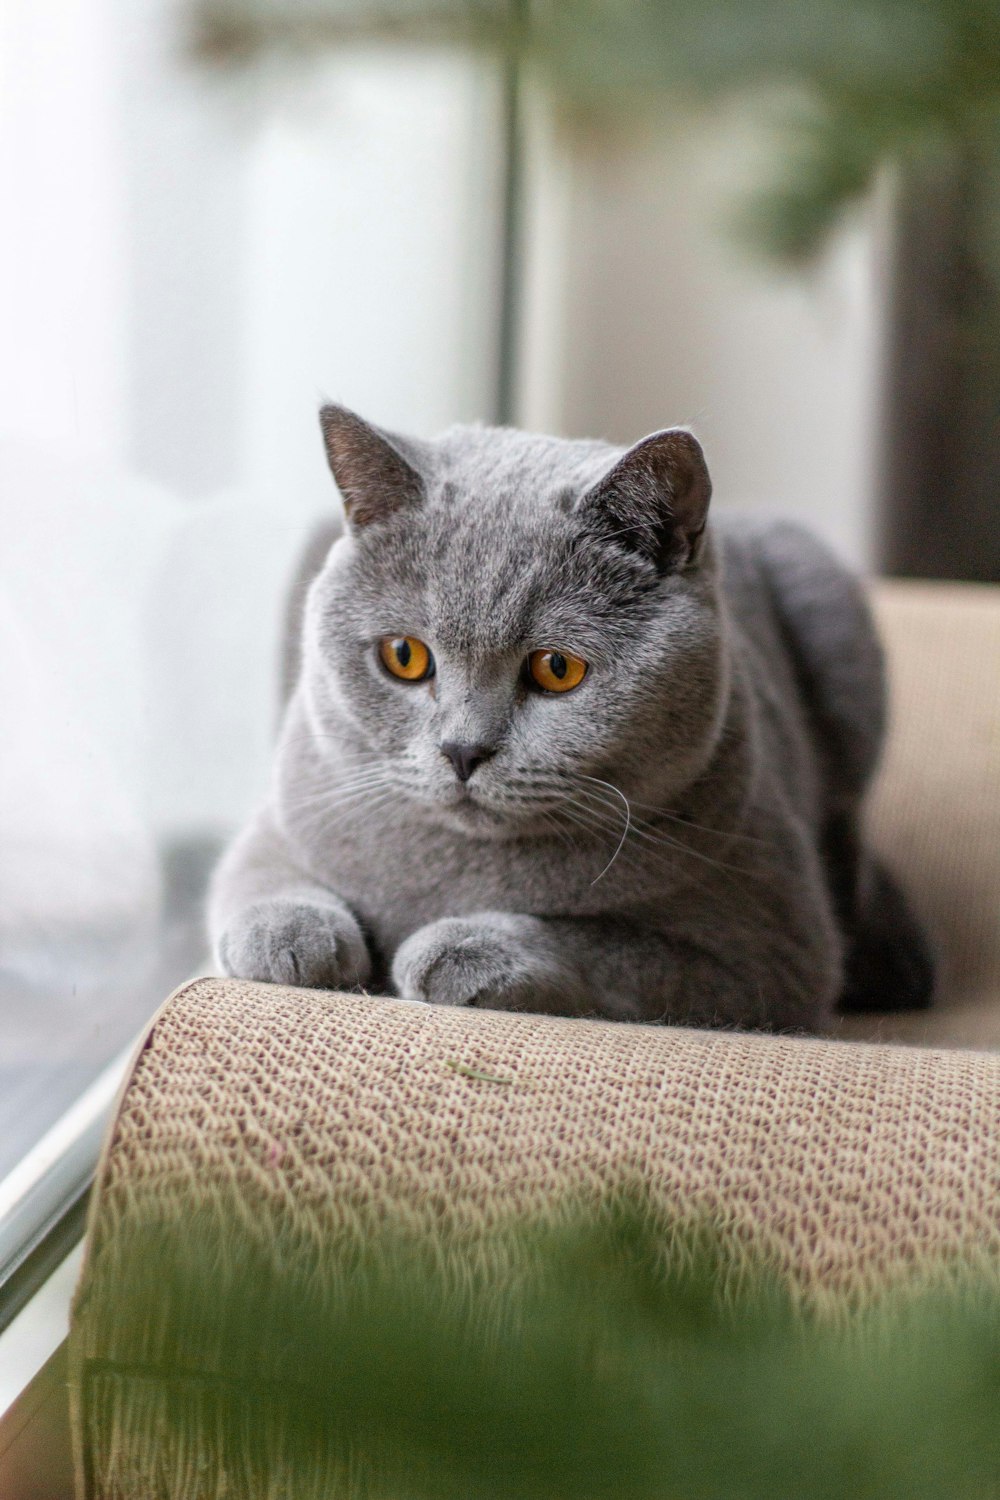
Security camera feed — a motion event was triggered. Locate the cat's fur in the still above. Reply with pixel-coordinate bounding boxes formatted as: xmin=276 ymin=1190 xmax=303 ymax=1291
xmin=209 ymin=408 xmax=934 ymax=1031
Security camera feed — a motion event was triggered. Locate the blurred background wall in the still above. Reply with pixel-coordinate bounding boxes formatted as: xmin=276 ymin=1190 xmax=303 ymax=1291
xmin=516 ymin=100 xmax=884 ymax=567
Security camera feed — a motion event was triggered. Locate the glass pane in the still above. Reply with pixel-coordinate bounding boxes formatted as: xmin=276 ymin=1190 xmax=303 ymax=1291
xmin=0 ymin=0 xmax=503 ymax=1192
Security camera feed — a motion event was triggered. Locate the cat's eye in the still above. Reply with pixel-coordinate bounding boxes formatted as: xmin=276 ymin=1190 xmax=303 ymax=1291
xmin=378 ymin=636 xmax=435 ymax=682
xmin=526 ymin=648 xmax=588 ymax=694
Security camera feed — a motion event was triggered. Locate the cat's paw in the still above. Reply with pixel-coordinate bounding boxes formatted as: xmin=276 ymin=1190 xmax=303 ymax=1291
xmin=391 ymin=913 xmax=575 ymax=1011
xmin=216 ymin=898 xmax=371 ymax=990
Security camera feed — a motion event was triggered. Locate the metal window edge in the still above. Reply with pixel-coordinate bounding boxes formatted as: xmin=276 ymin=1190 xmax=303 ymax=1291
xmin=0 ymin=1046 xmax=134 ymax=1335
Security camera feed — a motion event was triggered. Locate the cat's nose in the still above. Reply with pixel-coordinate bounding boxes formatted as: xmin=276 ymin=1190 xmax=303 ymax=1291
xmin=440 ymin=741 xmax=495 ymax=783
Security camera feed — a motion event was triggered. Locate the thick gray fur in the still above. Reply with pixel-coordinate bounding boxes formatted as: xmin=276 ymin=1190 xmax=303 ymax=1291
xmin=209 ymin=410 xmax=933 ymax=1032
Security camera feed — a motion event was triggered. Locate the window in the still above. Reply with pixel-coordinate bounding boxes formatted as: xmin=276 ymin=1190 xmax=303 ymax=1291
xmin=0 ymin=0 xmax=507 ymax=1324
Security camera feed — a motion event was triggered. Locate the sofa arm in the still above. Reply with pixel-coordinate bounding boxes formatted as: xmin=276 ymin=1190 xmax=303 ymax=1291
xmin=68 ymin=976 xmax=1000 ymax=1494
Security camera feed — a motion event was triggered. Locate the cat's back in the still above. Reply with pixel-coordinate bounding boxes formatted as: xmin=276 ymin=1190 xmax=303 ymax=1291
xmin=711 ymin=510 xmax=848 ymax=629
xmin=711 ymin=510 xmax=886 ymax=807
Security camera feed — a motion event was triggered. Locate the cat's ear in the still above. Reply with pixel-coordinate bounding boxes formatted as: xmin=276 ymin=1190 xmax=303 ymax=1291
xmin=319 ymin=404 xmax=427 ymax=529
xmin=577 ymin=428 xmax=712 ymax=572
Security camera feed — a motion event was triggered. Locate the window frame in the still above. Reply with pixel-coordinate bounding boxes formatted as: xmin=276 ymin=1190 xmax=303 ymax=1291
xmin=0 ymin=1046 xmax=132 ymax=1338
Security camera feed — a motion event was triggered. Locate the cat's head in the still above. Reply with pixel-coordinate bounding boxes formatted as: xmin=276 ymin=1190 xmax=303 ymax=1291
xmin=298 ymin=406 xmax=727 ymax=837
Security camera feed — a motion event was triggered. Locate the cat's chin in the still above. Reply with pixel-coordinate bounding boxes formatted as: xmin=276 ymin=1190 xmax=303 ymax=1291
xmin=422 ymin=789 xmax=536 ymax=841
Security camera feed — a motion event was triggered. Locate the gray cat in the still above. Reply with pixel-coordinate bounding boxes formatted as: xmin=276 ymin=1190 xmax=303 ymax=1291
xmin=209 ymin=407 xmax=933 ymax=1032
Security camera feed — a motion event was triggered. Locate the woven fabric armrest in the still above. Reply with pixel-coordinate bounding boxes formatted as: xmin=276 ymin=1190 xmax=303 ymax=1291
xmin=71 ymin=974 xmax=1000 ymax=1347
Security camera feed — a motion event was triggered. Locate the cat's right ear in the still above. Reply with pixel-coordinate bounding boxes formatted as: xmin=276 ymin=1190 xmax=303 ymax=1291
xmin=319 ymin=405 xmax=427 ymax=529
xmin=576 ymin=428 xmax=712 ymax=573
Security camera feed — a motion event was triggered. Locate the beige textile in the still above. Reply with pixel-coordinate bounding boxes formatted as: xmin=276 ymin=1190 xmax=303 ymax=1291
xmin=69 ymin=580 xmax=1000 ymax=1494
xmin=77 ymin=977 xmax=1000 ymax=1305
xmin=844 ymin=581 xmax=1000 ymax=1048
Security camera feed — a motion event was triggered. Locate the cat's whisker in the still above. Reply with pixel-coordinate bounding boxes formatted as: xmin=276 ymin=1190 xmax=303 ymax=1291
xmin=280 ymin=785 xmax=385 ymax=814
xmin=537 ymin=807 xmax=580 ymax=855
xmin=509 ymin=792 xmax=575 ymax=813
xmin=282 ymin=776 xmax=399 ymax=830
xmin=304 ymin=778 xmax=398 ymax=814
xmin=556 ymin=802 xmax=620 ymax=846
xmin=278 ymin=767 xmax=398 ymax=808
xmin=557 ymin=800 xmax=723 ymax=902
xmin=573 ymin=773 xmax=757 ymax=841
xmin=555 ymin=774 xmax=632 ymax=884
xmin=560 ymin=782 xmax=754 ymax=881
xmin=573 ymin=786 xmax=753 ymax=877
xmin=290 ymin=788 xmax=399 ymax=843
xmin=598 ymin=791 xmax=770 ymax=848
xmin=279 ymin=786 xmax=394 ymax=820
xmin=557 ymin=798 xmax=639 ymax=850
xmin=555 ymin=795 xmax=624 ymax=836
xmin=555 ymin=801 xmax=644 ymax=883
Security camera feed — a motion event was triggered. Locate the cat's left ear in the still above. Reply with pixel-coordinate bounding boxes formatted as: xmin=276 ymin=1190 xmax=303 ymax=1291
xmin=577 ymin=428 xmax=712 ymax=572
xmin=319 ymin=404 xmax=429 ymax=529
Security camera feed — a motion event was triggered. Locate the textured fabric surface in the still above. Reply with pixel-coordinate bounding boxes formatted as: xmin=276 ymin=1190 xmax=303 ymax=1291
xmin=841 ymin=581 xmax=1000 ymax=1047
xmin=75 ymin=977 xmax=1000 ymax=1312
xmin=69 ymin=580 xmax=1000 ymax=1495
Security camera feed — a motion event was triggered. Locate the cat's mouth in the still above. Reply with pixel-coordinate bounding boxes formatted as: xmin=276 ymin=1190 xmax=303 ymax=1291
xmin=427 ymin=780 xmax=527 ymax=835
xmin=446 ymin=783 xmax=502 ymax=816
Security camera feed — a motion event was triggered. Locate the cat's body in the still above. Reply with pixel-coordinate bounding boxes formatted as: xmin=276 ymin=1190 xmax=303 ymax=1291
xmin=210 ymin=412 xmax=933 ymax=1031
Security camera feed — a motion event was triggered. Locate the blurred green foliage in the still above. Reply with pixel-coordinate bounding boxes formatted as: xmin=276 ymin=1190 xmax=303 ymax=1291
xmin=192 ymin=0 xmax=1000 ymax=260
xmin=90 ymin=1200 xmax=1000 ymax=1497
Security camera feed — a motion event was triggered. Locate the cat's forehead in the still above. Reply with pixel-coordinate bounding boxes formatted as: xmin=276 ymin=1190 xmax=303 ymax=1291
xmin=430 ymin=423 xmax=617 ymax=500
xmin=337 ymin=424 xmax=658 ymax=660
xmin=426 ymin=513 xmax=577 ymax=658
xmin=359 ymin=494 xmax=653 ymax=666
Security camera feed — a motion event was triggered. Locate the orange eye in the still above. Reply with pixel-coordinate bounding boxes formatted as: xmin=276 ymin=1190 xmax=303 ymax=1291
xmin=526 ymin=648 xmax=587 ymax=694
xmin=378 ymin=636 xmax=434 ymax=682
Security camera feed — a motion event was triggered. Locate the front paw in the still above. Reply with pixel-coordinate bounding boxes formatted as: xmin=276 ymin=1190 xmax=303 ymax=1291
xmin=217 ymin=898 xmax=371 ymax=990
xmin=391 ymin=914 xmax=574 ymax=1011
